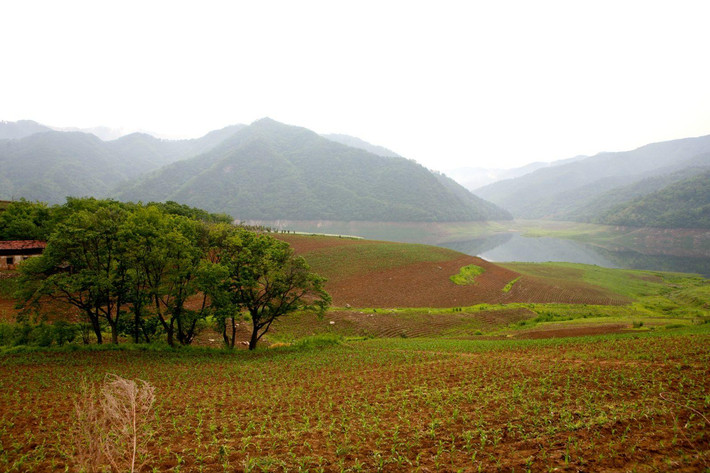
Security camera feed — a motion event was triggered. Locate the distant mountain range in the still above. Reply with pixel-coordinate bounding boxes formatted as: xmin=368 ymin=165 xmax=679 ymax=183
xmin=0 ymin=119 xmax=511 ymax=222
xmin=5 ymin=117 xmax=708 ymax=228
xmin=443 ymin=156 xmax=587 ymax=191
xmin=117 ymin=119 xmax=511 ymax=222
xmin=0 ymin=124 xmax=245 ymax=203
xmin=474 ymin=135 xmax=710 ymax=228
xmin=0 ymin=120 xmax=51 ymax=140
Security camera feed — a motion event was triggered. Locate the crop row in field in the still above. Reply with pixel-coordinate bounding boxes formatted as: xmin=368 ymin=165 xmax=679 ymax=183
xmin=1 ymin=328 xmax=708 ymax=472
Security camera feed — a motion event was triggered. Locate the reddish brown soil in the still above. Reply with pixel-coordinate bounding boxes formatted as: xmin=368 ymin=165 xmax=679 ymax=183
xmin=329 ymin=255 xmax=517 ymax=307
xmin=277 ymin=234 xmax=631 ymax=308
xmin=270 ymin=307 xmax=538 ymax=340
xmin=0 ymin=273 xmax=79 ymax=323
xmin=0 ymin=235 xmax=631 ymax=326
xmin=1 ymin=334 xmax=708 ymax=472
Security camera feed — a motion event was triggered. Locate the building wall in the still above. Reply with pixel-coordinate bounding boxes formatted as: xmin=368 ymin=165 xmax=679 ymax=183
xmin=0 ymin=253 xmax=39 ymax=270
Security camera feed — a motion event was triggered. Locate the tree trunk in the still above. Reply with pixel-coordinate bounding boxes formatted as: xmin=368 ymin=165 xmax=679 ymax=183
xmin=166 ymin=326 xmax=174 ymax=347
xmin=134 ymin=306 xmax=141 ymax=344
xmin=222 ymin=324 xmax=230 ymax=347
xmin=140 ymin=321 xmax=151 ymax=343
xmin=230 ymin=318 xmax=236 ymax=349
xmin=108 ymin=318 xmax=119 ymax=344
xmin=88 ymin=311 xmax=103 ymax=344
xmin=248 ymin=324 xmax=259 ymax=350
xmin=154 ymin=296 xmax=174 ymax=347
xmin=222 ymin=318 xmax=236 ymax=349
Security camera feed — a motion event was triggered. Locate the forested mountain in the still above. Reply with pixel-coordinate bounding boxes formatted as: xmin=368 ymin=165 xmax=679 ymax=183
xmin=563 ymin=164 xmax=709 ymax=223
xmin=0 ymin=120 xmax=51 ymax=140
xmin=117 ymin=119 xmax=512 ymax=222
xmin=106 ymin=124 xmax=246 ymax=174
xmin=592 ymin=169 xmax=710 ymax=228
xmin=475 ymin=135 xmax=710 ymax=220
xmin=0 ymin=125 xmax=245 ymax=203
xmin=0 ymin=131 xmax=124 ymax=202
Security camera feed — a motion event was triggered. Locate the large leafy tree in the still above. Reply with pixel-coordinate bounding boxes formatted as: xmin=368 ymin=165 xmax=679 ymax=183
xmin=151 ymin=216 xmax=211 ymax=346
xmin=17 ymin=201 xmax=130 ymax=344
xmin=119 ymin=207 xmax=212 ymax=347
xmin=15 ymin=197 xmax=323 ymax=348
xmin=206 ymin=230 xmax=330 ymax=350
xmin=0 ymin=199 xmax=55 ymax=240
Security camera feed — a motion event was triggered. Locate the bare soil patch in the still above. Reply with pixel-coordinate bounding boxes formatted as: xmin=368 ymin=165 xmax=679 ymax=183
xmin=278 ymin=234 xmax=630 ymax=308
xmin=1 ymin=333 xmax=707 ymax=472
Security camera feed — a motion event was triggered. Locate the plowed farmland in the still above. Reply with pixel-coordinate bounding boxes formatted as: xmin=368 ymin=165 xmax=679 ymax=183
xmin=276 ymin=234 xmax=630 ymax=307
xmin=1 ymin=330 xmax=708 ymax=472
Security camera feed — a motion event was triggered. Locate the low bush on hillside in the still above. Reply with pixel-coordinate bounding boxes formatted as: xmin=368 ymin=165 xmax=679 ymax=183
xmin=450 ymin=264 xmax=485 ymax=285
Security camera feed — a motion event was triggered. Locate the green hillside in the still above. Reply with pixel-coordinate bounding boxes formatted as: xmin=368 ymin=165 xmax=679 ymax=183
xmin=593 ymin=169 xmax=710 ymax=228
xmin=0 ymin=131 xmax=123 ymax=202
xmin=118 ymin=119 xmax=512 ymax=222
xmin=0 ymin=125 xmax=245 ymax=204
xmin=475 ymin=135 xmax=710 ymax=219
xmin=563 ymin=165 xmax=708 ymax=223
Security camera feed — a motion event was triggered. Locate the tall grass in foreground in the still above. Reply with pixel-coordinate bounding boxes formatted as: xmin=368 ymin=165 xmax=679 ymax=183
xmin=73 ymin=374 xmax=155 ymax=473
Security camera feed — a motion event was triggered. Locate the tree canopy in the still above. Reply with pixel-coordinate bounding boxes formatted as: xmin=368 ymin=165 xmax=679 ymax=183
xmin=14 ymin=198 xmax=328 ymax=348
xmin=204 ymin=229 xmax=330 ymax=349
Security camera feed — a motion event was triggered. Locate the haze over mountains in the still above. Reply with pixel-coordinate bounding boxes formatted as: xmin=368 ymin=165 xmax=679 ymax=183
xmin=474 ymin=135 xmax=710 ymax=228
xmin=117 ymin=119 xmax=511 ymax=222
xmin=2 ymin=118 xmax=709 ymax=228
xmin=0 ymin=119 xmax=511 ymax=223
xmin=444 ymin=156 xmax=587 ymax=191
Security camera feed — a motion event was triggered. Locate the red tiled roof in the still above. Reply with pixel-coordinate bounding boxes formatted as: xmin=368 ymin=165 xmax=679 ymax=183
xmin=0 ymin=240 xmax=47 ymax=251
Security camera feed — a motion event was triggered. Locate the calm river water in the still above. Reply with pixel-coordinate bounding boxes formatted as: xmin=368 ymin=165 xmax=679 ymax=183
xmin=440 ymin=233 xmax=710 ymax=277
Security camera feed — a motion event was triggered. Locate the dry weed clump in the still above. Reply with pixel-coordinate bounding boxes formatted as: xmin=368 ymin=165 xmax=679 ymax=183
xmin=72 ymin=374 xmax=155 ymax=473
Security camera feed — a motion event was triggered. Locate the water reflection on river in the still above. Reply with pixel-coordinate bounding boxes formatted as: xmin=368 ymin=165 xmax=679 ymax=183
xmin=442 ymin=233 xmax=618 ymax=266
xmin=440 ymin=233 xmax=710 ymax=277
xmin=268 ymin=220 xmax=710 ymax=277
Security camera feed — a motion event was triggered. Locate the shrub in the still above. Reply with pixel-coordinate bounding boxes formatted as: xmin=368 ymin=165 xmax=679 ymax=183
xmin=53 ymin=321 xmax=77 ymax=346
xmin=450 ymin=265 xmax=485 ymax=285
xmin=35 ymin=323 xmax=54 ymax=347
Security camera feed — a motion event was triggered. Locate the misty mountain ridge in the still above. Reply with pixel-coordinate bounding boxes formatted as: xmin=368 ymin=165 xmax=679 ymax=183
xmin=444 ymin=155 xmax=588 ymax=191
xmin=0 ymin=118 xmax=510 ymax=223
xmin=589 ymin=166 xmax=710 ymax=228
xmin=117 ymin=118 xmax=512 ymax=222
xmin=321 ymin=134 xmax=402 ymax=158
xmin=0 ymin=124 xmax=245 ymax=203
xmin=474 ymin=134 xmax=710 ymax=227
xmin=4 ymin=117 xmax=708 ymax=228
xmin=0 ymin=120 xmax=52 ymax=140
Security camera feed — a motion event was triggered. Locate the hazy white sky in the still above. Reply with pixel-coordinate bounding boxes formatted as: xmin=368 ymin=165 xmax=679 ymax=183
xmin=2 ymin=0 xmax=709 ymax=171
